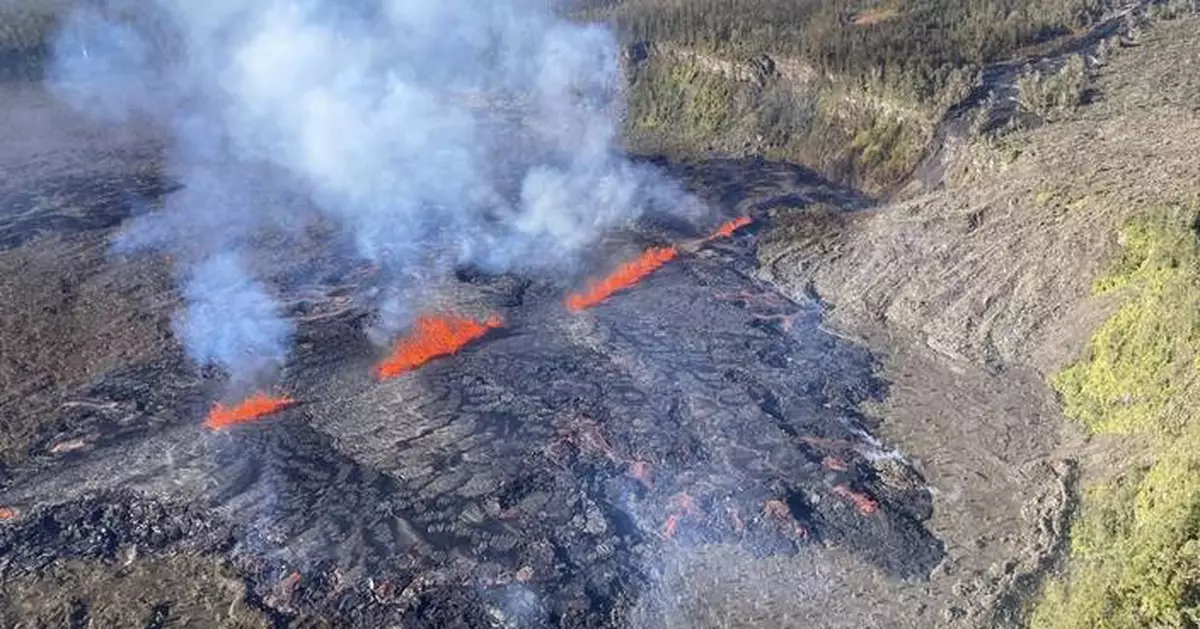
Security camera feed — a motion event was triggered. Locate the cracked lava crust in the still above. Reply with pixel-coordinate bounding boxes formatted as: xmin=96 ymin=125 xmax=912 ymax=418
xmin=0 ymin=160 xmax=943 ymax=628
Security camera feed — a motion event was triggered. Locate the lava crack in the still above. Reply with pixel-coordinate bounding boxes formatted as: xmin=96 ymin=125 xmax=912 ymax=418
xmin=206 ymin=392 xmax=297 ymax=430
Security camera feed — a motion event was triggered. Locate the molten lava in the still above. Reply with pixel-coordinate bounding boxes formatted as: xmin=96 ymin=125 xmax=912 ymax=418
xmin=376 ymin=313 xmax=503 ymax=380
xmin=562 ymin=217 xmax=750 ymax=312
xmin=565 ymin=246 xmax=678 ymax=312
xmin=661 ymin=492 xmax=703 ymax=540
xmin=708 ymin=216 xmax=753 ymax=240
xmin=833 ymin=484 xmax=879 ymax=516
xmin=205 ymin=392 xmax=297 ymax=430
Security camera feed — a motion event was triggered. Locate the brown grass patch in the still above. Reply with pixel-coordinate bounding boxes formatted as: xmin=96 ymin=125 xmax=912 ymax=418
xmin=851 ymin=6 xmax=901 ymax=27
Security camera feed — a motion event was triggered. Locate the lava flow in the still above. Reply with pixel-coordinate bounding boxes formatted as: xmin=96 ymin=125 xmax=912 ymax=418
xmin=833 ymin=484 xmax=880 ymax=516
xmin=205 ymin=392 xmax=297 ymax=430
xmin=565 ymin=246 xmax=678 ymax=312
xmin=708 ymin=216 xmax=753 ymax=240
xmin=376 ymin=313 xmax=504 ymax=380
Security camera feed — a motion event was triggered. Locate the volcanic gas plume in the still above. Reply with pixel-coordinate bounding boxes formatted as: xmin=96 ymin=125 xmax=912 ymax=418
xmin=50 ymin=0 xmax=700 ymax=386
xmin=205 ymin=391 xmax=297 ymax=430
xmin=376 ymin=314 xmax=504 ymax=380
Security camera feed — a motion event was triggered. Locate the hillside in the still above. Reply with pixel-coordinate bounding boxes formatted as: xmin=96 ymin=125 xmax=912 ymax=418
xmin=576 ymin=0 xmax=1133 ymax=194
xmin=761 ymin=10 xmax=1200 ymax=627
xmin=0 ymin=1 xmax=1198 ymax=628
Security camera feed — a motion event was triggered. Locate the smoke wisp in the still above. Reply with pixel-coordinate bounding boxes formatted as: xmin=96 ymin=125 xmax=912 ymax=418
xmin=50 ymin=0 xmax=699 ymax=382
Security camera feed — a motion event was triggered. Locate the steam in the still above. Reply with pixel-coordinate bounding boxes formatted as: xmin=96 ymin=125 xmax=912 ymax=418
xmin=50 ymin=0 xmax=697 ymax=382
xmin=176 ymin=253 xmax=295 ymax=381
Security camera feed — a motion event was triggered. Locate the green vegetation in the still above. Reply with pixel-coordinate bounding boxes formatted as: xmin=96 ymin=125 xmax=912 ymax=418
xmin=584 ymin=0 xmax=1118 ymax=104
xmin=1034 ymin=205 xmax=1200 ymax=629
xmin=1051 ymin=207 xmax=1200 ymax=435
xmin=628 ymin=58 xmax=745 ymax=139
xmin=623 ymin=50 xmax=935 ymax=193
xmin=847 ymin=113 xmax=927 ymax=184
xmin=578 ymin=0 xmax=1121 ymax=192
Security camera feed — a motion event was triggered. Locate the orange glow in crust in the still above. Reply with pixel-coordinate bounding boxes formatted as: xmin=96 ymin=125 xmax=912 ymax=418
xmin=628 ymin=460 xmax=653 ymax=488
xmin=566 ymin=246 xmax=678 ymax=312
xmin=708 ymin=216 xmax=753 ymax=240
xmin=205 ymin=392 xmax=297 ymax=430
xmin=661 ymin=512 xmax=681 ymax=539
xmin=375 ymin=313 xmax=503 ymax=380
xmin=832 ymin=484 xmax=879 ymax=516
xmin=661 ymin=492 xmax=703 ymax=540
xmin=822 ymin=456 xmax=849 ymax=472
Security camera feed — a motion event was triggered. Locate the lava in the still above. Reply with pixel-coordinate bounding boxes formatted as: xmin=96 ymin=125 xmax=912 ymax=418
xmin=662 ymin=513 xmax=682 ymax=539
xmin=266 ymin=571 xmax=302 ymax=612
xmin=822 ymin=456 xmax=849 ymax=471
xmin=764 ymin=499 xmax=810 ymax=540
xmin=205 ymin=392 xmax=297 ymax=430
xmin=708 ymin=216 xmax=753 ymax=240
xmin=49 ymin=438 xmax=87 ymax=454
xmin=833 ymin=484 xmax=879 ymax=516
xmin=661 ymin=492 xmax=703 ymax=540
xmin=763 ymin=499 xmax=791 ymax=521
xmin=561 ymin=217 xmax=749 ymax=312
xmin=628 ymin=460 xmax=653 ymax=488
xmin=565 ymin=246 xmax=678 ymax=312
xmin=376 ymin=313 xmax=504 ymax=380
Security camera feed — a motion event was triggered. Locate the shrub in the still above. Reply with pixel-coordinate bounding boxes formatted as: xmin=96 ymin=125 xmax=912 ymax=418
xmin=1034 ymin=206 xmax=1200 ymax=629
xmin=1017 ymin=55 xmax=1090 ymax=122
xmin=1149 ymin=0 xmax=1197 ymax=21
xmin=1051 ymin=207 xmax=1200 ymax=435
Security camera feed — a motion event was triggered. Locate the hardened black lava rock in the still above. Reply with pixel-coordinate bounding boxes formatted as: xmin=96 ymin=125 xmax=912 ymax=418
xmin=0 ymin=158 xmax=942 ymax=628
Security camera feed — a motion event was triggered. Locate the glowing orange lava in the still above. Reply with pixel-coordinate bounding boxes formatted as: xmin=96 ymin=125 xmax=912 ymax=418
xmin=661 ymin=512 xmax=682 ymax=539
xmin=832 ymin=484 xmax=879 ymax=516
xmin=661 ymin=492 xmax=702 ymax=540
xmin=565 ymin=246 xmax=678 ymax=312
xmin=205 ymin=392 xmax=296 ymax=430
xmin=376 ymin=313 xmax=503 ymax=380
xmin=708 ymin=216 xmax=753 ymax=240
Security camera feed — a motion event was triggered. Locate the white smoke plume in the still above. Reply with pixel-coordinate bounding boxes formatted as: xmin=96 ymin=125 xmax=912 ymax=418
xmin=49 ymin=0 xmax=698 ymax=383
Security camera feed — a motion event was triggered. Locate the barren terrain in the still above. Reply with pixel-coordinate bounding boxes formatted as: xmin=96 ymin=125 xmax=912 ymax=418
xmin=0 ymin=86 xmax=942 ymax=628
xmin=2 ymin=5 xmax=1199 ymax=629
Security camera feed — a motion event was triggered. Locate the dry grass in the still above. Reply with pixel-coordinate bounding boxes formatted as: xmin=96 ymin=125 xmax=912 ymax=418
xmin=1017 ymin=54 xmax=1090 ymax=122
xmin=0 ymin=555 xmax=267 ymax=629
xmin=850 ymin=3 xmax=902 ymax=27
